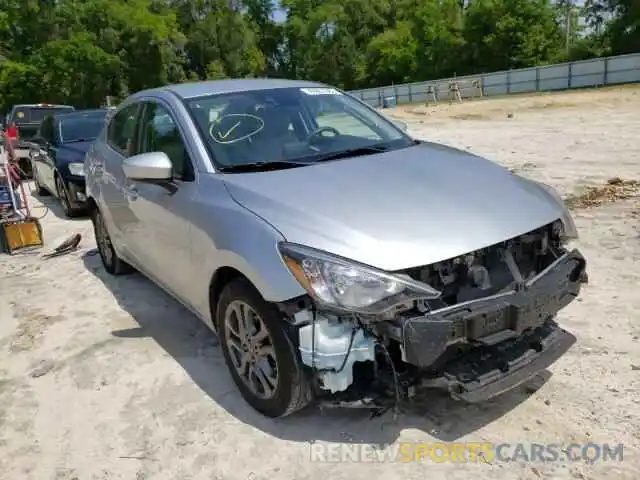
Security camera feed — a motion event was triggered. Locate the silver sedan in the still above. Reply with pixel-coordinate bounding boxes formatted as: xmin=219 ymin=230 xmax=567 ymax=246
xmin=84 ymin=79 xmax=587 ymax=417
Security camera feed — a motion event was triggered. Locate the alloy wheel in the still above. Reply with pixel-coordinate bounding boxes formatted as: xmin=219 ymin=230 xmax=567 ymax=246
xmin=223 ymin=300 xmax=279 ymax=399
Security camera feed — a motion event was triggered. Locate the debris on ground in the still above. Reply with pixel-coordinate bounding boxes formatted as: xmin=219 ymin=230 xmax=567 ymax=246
xmin=564 ymin=177 xmax=640 ymax=210
xmin=508 ymin=162 xmax=537 ymax=174
xmin=42 ymin=233 xmax=82 ymax=258
xmin=30 ymin=359 xmax=56 ymax=378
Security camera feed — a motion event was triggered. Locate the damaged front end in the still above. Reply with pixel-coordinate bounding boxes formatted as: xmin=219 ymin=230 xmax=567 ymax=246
xmin=278 ymin=219 xmax=587 ymax=410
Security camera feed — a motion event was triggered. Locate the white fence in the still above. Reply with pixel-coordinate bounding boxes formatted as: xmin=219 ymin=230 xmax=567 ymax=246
xmin=347 ymin=53 xmax=640 ymax=107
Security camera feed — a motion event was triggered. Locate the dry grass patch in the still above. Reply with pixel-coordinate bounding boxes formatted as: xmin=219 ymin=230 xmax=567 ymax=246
xmin=565 ymin=177 xmax=640 ymax=210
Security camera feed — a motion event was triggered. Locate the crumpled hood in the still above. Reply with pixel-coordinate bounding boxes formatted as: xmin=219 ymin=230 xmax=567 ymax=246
xmin=222 ymin=142 xmax=564 ymax=271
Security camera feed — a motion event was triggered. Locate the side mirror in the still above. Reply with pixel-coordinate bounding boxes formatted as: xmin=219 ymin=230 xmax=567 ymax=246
xmin=123 ymin=152 xmax=173 ymax=182
xmin=393 ymin=120 xmax=408 ymax=132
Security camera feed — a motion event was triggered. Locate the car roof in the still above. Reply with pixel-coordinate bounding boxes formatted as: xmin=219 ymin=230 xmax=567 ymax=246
xmin=11 ymin=104 xmax=73 ymax=109
xmin=136 ymin=78 xmax=330 ymax=100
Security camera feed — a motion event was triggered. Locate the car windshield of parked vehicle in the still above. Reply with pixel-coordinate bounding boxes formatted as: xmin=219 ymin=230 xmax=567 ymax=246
xmin=59 ymin=113 xmax=107 ymax=143
xmin=186 ymin=87 xmax=414 ymax=171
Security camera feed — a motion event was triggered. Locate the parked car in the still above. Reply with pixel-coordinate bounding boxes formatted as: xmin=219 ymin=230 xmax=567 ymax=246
xmin=84 ymin=79 xmax=587 ymax=418
xmin=5 ymin=103 xmax=76 ymax=178
xmin=30 ymin=109 xmax=110 ymax=217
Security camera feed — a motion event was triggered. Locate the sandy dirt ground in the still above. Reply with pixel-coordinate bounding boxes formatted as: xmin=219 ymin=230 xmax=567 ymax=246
xmin=1 ymin=86 xmax=640 ymax=480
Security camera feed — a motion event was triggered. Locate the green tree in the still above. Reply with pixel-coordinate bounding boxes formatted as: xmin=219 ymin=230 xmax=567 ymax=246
xmin=0 ymin=0 xmax=634 ymax=108
xmin=31 ymin=33 xmax=122 ymax=107
xmin=463 ymin=0 xmax=565 ymax=72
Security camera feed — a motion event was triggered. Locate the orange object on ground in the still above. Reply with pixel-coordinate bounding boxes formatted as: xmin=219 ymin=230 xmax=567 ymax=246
xmin=0 ymin=218 xmax=44 ymax=254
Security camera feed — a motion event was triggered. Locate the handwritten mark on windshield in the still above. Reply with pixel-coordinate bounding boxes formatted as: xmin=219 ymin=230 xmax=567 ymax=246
xmin=219 ymin=121 xmax=241 ymax=139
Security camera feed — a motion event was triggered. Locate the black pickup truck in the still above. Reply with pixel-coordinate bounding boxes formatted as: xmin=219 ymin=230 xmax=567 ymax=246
xmin=5 ymin=103 xmax=75 ymax=178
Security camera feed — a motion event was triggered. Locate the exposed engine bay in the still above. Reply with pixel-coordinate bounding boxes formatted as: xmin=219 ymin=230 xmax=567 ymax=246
xmin=282 ymin=219 xmax=588 ymax=411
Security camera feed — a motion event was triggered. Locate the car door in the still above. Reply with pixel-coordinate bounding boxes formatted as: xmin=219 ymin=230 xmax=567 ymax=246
xmin=99 ymin=102 xmax=143 ymax=259
xmin=123 ymin=100 xmax=198 ymax=304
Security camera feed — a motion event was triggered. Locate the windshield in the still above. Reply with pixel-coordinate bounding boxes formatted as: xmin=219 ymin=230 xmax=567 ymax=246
xmin=12 ymin=106 xmax=74 ymax=124
xmin=59 ymin=113 xmax=107 ymax=143
xmin=185 ymin=86 xmax=411 ymax=169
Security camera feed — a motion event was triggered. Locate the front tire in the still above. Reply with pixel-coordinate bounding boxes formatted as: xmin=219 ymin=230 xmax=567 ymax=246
xmin=55 ymin=175 xmax=81 ymax=218
xmin=91 ymin=207 xmax=133 ymax=275
xmin=217 ymin=279 xmax=312 ymax=418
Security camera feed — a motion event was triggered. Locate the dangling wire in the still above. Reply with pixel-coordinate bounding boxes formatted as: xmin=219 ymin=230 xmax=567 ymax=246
xmin=311 ymin=308 xmax=317 ymax=372
xmin=378 ymin=341 xmax=401 ymax=419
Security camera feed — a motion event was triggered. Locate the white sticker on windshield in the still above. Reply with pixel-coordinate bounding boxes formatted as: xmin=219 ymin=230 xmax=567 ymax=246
xmin=300 ymin=88 xmax=341 ymax=96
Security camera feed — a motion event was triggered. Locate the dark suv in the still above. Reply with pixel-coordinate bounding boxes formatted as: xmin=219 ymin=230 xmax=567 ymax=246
xmin=5 ymin=103 xmax=75 ymax=177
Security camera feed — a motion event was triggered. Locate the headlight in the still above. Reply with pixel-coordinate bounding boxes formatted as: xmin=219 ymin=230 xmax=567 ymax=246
xmin=534 ymin=181 xmax=579 ymax=240
xmin=68 ymin=162 xmax=85 ymax=176
xmin=279 ymin=242 xmax=440 ymax=314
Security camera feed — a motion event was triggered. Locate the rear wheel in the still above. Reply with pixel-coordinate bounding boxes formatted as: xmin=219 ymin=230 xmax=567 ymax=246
xmin=92 ymin=207 xmax=133 ymax=275
xmin=217 ymin=279 xmax=312 ymax=417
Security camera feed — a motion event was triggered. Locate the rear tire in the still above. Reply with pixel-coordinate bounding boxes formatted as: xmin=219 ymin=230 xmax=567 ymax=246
xmin=92 ymin=207 xmax=133 ymax=275
xmin=216 ymin=278 xmax=313 ymax=417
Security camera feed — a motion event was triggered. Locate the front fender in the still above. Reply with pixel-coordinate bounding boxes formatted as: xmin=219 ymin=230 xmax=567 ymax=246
xmin=189 ymin=176 xmax=307 ymax=326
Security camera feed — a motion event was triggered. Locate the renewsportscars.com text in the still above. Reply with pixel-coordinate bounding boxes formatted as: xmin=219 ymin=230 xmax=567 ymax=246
xmin=309 ymin=442 xmax=625 ymax=464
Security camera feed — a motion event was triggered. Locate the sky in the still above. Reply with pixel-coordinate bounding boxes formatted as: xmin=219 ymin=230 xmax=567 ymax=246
xmin=272 ymin=9 xmax=286 ymax=23
xmin=269 ymin=0 xmax=588 ymax=25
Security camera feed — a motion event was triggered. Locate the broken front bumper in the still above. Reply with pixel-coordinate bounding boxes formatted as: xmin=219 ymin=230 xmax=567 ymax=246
xmin=388 ymin=249 xmax=586 ymax=402
xmin=440 ymin=320 xmax=576 ymax=402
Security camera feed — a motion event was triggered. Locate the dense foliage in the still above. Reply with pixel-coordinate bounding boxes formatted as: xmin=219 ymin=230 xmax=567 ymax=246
xmin=0 ymin=0 xmax=637 ymax=109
